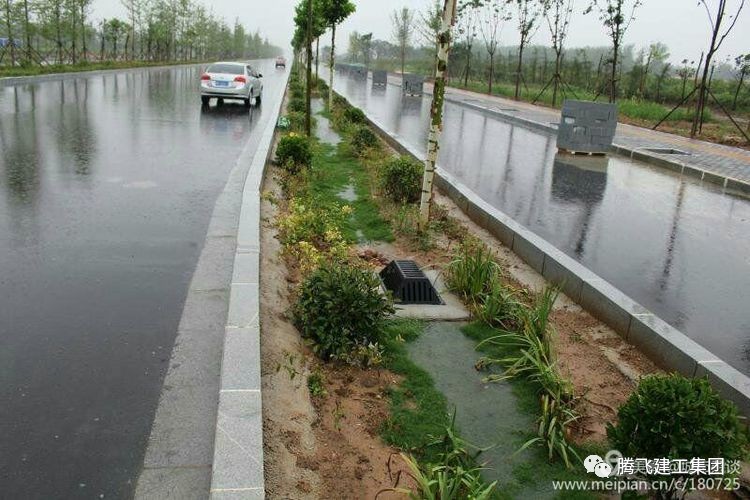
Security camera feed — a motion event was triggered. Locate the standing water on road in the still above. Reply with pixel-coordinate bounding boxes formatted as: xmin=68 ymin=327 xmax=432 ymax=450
xmin=330 ymin=72 xmax=750 ymax=376
xmin=0 ymin=62 xmax=285 ymax=498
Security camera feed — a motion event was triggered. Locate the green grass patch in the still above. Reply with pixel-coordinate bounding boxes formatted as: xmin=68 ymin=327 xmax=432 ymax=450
xmin=310 ymin=140 xmax=393 ymax=243
xmin=380 ymin=319 xmax=452 ymax=464
xmin=0 ymin=59 xmax=202 ymax=78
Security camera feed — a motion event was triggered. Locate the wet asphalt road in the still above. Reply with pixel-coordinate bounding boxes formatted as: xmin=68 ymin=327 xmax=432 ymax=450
xmin=331 ymin=72 xmax=750 ymax=376
xmin=0 ymin=60 xmax=285 ymax=499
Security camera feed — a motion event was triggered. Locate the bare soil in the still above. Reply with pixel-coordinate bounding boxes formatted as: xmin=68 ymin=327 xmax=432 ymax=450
xmin=260 ymin=169 xmax=411 ymax=499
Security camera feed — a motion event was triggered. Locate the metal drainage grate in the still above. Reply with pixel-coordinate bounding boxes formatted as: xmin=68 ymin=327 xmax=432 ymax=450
xmin=379 ymin=260 xmax=442 ymax=305
xmin=644 ymin=147 xmax=691 ymax=155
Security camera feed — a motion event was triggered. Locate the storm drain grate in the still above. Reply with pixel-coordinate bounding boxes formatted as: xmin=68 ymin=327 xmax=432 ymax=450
xmin=379 ymin=260 xmax=442 ymax=305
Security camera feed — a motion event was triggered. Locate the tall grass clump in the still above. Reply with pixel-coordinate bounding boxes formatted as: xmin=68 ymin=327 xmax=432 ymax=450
xmin=379 ymin=420 xmax=497 ymax=499
xmin=477 ymin=287 xmax=580 ymax=468
xmin=445 ymin=240 xmax=500 ymax=303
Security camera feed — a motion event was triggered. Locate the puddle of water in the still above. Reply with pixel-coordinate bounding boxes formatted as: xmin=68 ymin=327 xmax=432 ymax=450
xmin=338 ymin=183 xmax=357 ymax=202
xmin=312 ymin=98 xmax=341 ymax=146
xmin=407 ymin=322 xmax=556 ymax=498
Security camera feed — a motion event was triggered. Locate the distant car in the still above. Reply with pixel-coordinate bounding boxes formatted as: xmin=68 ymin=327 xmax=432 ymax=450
xmin=275 ymin=56 xmax=286 ymax=68
xmin=200 ymin=62 xmax=263 ymax=107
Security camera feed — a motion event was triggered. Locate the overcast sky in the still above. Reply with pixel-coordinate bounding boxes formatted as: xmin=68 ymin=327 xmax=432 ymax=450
xmin=95 ymin=0 xmax=750 ymax=65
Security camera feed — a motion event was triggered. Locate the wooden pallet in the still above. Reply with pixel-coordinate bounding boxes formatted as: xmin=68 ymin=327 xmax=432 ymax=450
xmin=557 ymin=148 xmax=607 ymax=156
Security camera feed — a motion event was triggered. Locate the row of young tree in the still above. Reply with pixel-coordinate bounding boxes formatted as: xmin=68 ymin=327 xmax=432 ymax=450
xmin=0 ymin=0 xmax=281 ymax=67
xmin=347 ymin=0 xmax=747 ymax=139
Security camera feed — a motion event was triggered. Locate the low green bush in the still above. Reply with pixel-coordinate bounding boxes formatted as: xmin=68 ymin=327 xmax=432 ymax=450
xmin=608 ymin=374 xmax=748 ymax=470
xmin=293 ymin=262 xmax=394 ymax=361
xmin=350 ymin=125 xmax=379 ymax=155
xmin=288 ymin=96 xmax=306 ymax=113
xmin=379 ymin=156 xmax=422 ymax=203
xmin=286 ymin=111 xmax=305 ymax=132
xmin=343 ymin=106 xmax=367 ymax=124
xmin=276 ymin=133 xmax=312 ymax=173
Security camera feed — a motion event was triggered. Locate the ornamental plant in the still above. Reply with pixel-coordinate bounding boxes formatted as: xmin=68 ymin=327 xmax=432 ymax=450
xmin=276 ymin=133 xmax=312 ymax=174
xmin=350 ymin=125 xmax=379 ymax=155
xmin=293 ymin=262 xmax=394 ymax=361
xmin=607 ymin=374 xmax=748 ymax=475
xmin=379 ymin=155 xmax=423 ymax=203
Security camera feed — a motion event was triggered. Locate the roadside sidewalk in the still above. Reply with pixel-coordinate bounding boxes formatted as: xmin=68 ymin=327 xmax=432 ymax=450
xmin=390 ymin=74 xmax=750 ymax=189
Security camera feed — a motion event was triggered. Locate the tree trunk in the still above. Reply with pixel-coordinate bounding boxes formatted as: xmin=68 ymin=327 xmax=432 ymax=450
xmin=315 ymin=37 xmax=319 ymax=81
xmin=732 ymin=70 xmax=745 ymax=110
xmin=401 ymin=45 xmax=405 ymax=76
xmin=80 ymin=5 xmax=87 ymax=62
xmin=329 ymin=24 xmax=336 ymax=108
xmin=305 ymin=0 xmax=313 ymax=136
xmin=610 ymin=42 xmax=619 ymax=103
xmin=514 ymin=43 xmax=524 ymax=100
xmin=419 ymin=0 xmax=457 ymax=230
xmin=4 ymin=0 xmax=15 ymax=66
xmin=22 ymin=0 xmax=32 ymax=64
xmin=488 ymin=52 xmax=494 ymax=94
xmin=463 ymin=46 xmax=471 ymax=87
xmin=552 ymin=51 xmax=562 ymax=106
xmin=56 ymin=8 xmax=63 ymax=63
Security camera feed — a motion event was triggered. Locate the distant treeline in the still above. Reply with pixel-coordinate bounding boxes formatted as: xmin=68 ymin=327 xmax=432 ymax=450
xmin=0 ymin=0 xmax=282 ymax=67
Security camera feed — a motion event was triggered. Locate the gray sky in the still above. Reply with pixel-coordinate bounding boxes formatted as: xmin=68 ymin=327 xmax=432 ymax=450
xmin=95 ymin=0 xmax=750 ymax=65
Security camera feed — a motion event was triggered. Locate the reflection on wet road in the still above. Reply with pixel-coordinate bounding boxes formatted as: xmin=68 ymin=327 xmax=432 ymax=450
xmin=332 ymin=73 xmax=750 ymax=375
xmin=0 ymin=61 xmax=285 ymax=499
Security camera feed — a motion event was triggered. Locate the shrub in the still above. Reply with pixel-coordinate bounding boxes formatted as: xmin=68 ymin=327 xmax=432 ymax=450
xmin=276 ymin=133 xmax=312 ymax=173
xmin=379 ymin=156 xmax=422 ymax=203
xmin=343 ymin=106 xmax=367 ymax=124
xmin=293 ymin=262 xmax=394 ymax=361
xmin=286 ymin=111 xmax=305 ymax=132
xmin=288 ymin=96 xmax=306 ymax=113
xmin=307 ymin=370 xmax=327 ymax=397
xmin=607 ymin=374 xmax=748 ymax=470
xmin=350 ymin=125 xmax=379 ymax=154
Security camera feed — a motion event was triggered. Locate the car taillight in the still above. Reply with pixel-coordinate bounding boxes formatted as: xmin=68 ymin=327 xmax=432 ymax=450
xmin=234 ymin=76 xmax=247 ymax=83
xmin=200 ymin=73 xmax=210 ymax=81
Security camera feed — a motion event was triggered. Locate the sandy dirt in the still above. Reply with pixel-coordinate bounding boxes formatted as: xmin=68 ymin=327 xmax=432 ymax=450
xmin=260 ymin=169 xmax=411 ymax=499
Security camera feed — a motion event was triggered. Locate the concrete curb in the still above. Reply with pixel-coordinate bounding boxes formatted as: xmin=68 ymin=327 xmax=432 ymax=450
xmin=334 ymin=89 xmax=750 ymax=417
xmin=0 ymin=62 xmax=204 ymax=86
xmin=209 ymin=71 xmax=290 ymax=500
xmin=379 ymin=75 xmax=750 ymax=195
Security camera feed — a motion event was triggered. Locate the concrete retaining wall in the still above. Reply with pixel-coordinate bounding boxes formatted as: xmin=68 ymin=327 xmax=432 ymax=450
xmin=334 ymin=90 xmax=750 ymax=417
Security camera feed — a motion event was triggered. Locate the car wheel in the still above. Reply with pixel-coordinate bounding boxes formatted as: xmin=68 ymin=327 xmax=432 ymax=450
xmin=244 ymin=97 xmax=251 ymax=108
xmin=217 ymin=98 xmax=224 ymax=106
xmin=201 ymin=96 xmax=210 ymax=106
xmin=255 ymin=92 xmax=262 ymax=106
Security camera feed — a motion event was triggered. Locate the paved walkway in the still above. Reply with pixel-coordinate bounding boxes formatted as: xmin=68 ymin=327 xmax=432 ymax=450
xmin=392 ymin=75 xmax=750 ymax=186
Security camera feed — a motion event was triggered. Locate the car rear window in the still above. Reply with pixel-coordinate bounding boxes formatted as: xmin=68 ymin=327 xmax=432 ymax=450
xmin=207 ymin=64 xmax=244 ymax=75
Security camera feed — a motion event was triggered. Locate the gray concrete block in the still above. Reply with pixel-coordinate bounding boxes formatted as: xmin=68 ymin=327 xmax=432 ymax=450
xmin=211 ymin=391 xmax=264 ymax=491
xmin=226 ymin=284 xmax=259 ymax=329
xmin=557 ymin=100 xmax=617 ymax=153
xmin=626 ymin=314 xmax=718 ymax=376
xmin=695 ymin=361 xmax=750 ymax=416
xmin=402 ymin=74 xmax=424 ymax=96
xmin=579 ymin=278 xmax=634 ymax=337
xmin=135 ymin=465 xmax=211 ymax=500
xmin=464 ymin=193 xmax=491 ymax=227
xmin=541 ymin=250 xmax=584 ymax=302
xmin=220 ymin=326 xmax=261 ymax=392
xmin=232 ymin=251 xmax=260 ymax=285
xmin=726 ymin=178 xmax=750 ymax=196
xmin=484 ymin=211 xmax=515 ymax=248
xmin=511 ymin=231 xmax=545 ymax=274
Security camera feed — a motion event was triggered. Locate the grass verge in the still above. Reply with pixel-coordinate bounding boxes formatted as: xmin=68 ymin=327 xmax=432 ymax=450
xmin=0 ymin=60 xmax=203 ymax=78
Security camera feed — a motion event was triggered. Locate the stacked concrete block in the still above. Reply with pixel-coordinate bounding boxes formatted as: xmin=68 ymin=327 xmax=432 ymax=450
xmin=402 ymin=74 xmax=424 ymax=96
xmin=556 ymin=100 xmax=618 ymax=154
xmin=372 ymin=69 xmax=388 ymax=86
xmin=352 ymin=66 xmax=368 ymax=80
